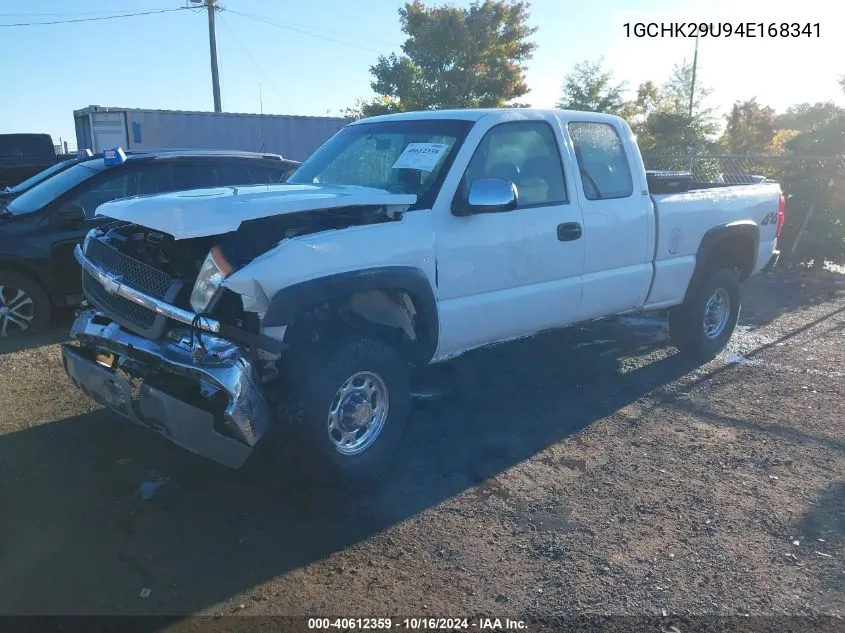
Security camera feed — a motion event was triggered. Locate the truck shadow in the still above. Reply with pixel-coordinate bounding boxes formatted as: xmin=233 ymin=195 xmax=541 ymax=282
xmin=0 ymin=316 xmax=696 ymax=615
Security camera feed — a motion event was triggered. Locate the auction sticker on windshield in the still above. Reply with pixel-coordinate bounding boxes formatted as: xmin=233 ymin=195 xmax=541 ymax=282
xmin=391 ymin=143 xmax=449 ymax=171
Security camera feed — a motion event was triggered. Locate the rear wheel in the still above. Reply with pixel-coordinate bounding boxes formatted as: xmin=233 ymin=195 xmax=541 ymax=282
xmin=0 ymin=271 xmax=51 ymax=338
xmin=669 ymin=268 xmax=740 ymax=361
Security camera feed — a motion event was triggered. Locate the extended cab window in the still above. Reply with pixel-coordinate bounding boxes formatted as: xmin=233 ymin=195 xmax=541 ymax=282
xmin=462 ymin=121 xmax=567 ymax=207
xmin=568 ymin=122 xmax=633 ymax=200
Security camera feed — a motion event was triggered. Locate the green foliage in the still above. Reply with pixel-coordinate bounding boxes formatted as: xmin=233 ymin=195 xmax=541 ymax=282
xmin=720 ymin=98 xmax=776 ymax=154
xmin=620 ymin=81 xmax=660 ymax=123
xmin=775 ymin=109 xmax=845 ymax=268
xmin=773 ymin=102 xmax=842 ymax=133
xmin=348 ymin=0 xmax=537 ymax=117
xmin=556 ymin=58 xmax=626 ymax=114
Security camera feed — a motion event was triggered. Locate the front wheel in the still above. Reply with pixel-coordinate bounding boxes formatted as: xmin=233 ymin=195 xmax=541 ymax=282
xmin=669 ymin=268 xmax=741 ymax=361
xmin=294 ymin=337 xmax=411 ymax=484
xmin=0 ymin=271 xmax=51 ymax=338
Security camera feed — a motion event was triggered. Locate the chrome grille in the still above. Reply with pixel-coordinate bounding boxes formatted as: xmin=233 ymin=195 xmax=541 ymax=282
xmin=83 ymin=271 xmax=157 ymax=329
xmin=82 ymin=238 xmax=182 ymax=338
xmin=86 ymin=238 xmax=172 ymax=298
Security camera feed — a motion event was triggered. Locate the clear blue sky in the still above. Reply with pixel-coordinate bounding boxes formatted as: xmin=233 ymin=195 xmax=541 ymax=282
xmin=1 ymin=0 xmax=841 ymax=150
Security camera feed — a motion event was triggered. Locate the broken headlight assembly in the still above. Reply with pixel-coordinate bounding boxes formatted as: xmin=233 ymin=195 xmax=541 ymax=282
xmin=190 ymin=245 xmax=235 ymax=313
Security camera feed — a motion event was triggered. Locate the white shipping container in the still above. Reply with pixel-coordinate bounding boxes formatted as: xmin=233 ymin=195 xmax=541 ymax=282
xmin=74 ymin=106 xmax=348 ymax=161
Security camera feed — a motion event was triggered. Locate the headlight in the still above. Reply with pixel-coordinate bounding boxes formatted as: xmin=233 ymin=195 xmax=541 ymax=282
xmin=190 ymin=246 xmax=235 ymax=314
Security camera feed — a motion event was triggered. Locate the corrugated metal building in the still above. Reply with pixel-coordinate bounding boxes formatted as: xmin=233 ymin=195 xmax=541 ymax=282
xmin=73 ymin=106 xmax=348 ymax=161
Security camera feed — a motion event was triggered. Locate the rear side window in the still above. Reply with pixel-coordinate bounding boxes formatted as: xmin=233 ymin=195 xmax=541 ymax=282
xmin=261 ymin=165 xmax=288 ymax=184
xmin=568 ymin=122 xmax=633 ymax=200
xmin=136 ymin=164 xmax=172 ymax=195
xmin=215 ymin=164 xmax=255 ymax=187
xmin=172 ymin=163 xmax=217 ymax=190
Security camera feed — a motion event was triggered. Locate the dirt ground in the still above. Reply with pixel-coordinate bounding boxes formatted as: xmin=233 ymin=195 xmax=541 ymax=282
xmin=1 ymin=271 xmax=844 ymax=624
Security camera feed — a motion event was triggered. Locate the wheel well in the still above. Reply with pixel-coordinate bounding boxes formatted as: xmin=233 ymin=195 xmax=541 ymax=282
xmin=0 ymin=259 xmax=51 ymax=295
xmin=682 ymin=226 xmax=757 ymax=305
xmin=703 ymin=234 xmax=756 ymax=281
xmin=282 ymin=289 xmax=434 ymax=365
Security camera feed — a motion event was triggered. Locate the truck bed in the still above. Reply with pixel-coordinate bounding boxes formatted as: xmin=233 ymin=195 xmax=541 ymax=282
xmin=644 ymin=183 xmax=782 ymax=308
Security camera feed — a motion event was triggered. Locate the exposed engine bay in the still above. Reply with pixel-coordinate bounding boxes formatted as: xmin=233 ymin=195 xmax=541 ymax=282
xmin=89 ymin=204 xmax=400 ymax=322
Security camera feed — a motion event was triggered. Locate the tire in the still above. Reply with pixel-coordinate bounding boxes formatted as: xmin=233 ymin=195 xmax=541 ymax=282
xmin=669 ymin=268 xmax=740 ymax=361
xmin=292 ymin=337 xmax=411 ymax=484
xmin=0 ymin=270 xmax=51 ymax=338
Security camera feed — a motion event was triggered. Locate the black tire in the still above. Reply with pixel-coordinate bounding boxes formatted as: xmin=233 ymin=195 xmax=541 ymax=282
xmin=0 ymin=270 xmax=51 ymax=338
xmin=669 ymin=268 xmax=740 ymax=361
xmin=293 ymin=337 xmax=411 ymax=484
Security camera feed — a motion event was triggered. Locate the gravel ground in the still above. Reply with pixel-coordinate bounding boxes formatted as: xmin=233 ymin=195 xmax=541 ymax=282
xmin=1 ymin=271 xmax=844 ymax=624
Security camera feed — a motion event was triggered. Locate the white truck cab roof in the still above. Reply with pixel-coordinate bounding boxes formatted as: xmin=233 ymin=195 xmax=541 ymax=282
xmin=354 ymin=108 xmax=627 ymax=126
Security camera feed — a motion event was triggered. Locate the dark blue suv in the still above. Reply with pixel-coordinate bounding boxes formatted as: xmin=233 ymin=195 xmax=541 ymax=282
xmin=0 ymin=149 xmax=299 ymax=338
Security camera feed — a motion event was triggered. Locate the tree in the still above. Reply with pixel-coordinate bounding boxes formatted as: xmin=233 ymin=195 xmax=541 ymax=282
xmin=659 ymin=61 xmax=717 ymax=133
xmin=556 ymin=58 xmax=626 ymax=114
xmin=773 ymin=102 xmax=842 ymax=133
xmin=349 ymin=0 xmax=537 ymax=117
xmin=620 ymin=80 xmax=660 ymax=123
xmin=720 ymin=98 xmax=776 ymax=154
xmin=637 ymin=112 xmax=717 ymax=155
xmin=776 ymin=106 xmax=845 ymax=269
xmin=626 ymin=62 xmax=717 ymax=154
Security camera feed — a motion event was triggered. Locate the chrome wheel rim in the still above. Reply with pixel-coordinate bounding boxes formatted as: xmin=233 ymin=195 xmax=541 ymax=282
xmin=703 ymin=288 xmax=730 ymax=340
xmin=0 ymin=285 xmax=35 ymax=337
xmin=327 ymin=371 xmax=389 ymax=455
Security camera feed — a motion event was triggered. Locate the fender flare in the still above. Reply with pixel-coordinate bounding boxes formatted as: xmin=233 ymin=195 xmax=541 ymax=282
xmin=263 ymin=266 xmax=439 ymax=363
xmin=0 ymin=255 xmax=52 ymax=291
xmin=685 ymin=220 xmax=759 ymax=302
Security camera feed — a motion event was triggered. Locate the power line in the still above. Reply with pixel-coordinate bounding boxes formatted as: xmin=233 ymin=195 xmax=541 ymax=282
xmin=228 ymin=11 xmax=400 ymax=47
xmin=223 ymin=8 xmax=397 ymax=54
xmin=218 ymin=14 xmax=292 ymax=112
xmin=0 ymin=8 xmax=190 ymax=27
xmin=0 ymin=7 xmax=175 ymax=17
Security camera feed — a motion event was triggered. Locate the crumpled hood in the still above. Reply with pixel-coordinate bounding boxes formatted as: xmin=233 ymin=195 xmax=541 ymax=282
xmin=95 ymin=183 xmax=417 ymax=240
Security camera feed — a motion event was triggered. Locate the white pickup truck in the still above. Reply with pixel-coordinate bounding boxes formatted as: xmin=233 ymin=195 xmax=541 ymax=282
xmin=62 ymin=108 xmax=784 ymax=476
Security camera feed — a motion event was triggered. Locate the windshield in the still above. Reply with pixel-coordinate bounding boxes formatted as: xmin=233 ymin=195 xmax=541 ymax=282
xmin=6 ymin=161 xmax=104 ymax=215
xmin=288 ymin=119 xmax=473 ymax=204
xmin=8 ymin=159 xmax=76 ymax=194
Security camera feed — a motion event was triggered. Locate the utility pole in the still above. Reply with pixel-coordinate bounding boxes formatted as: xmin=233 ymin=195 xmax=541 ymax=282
xmin=192 ymin=0 xmax=222 ymax=112
xmin=688 ymin=33 xmax=699 ymax=117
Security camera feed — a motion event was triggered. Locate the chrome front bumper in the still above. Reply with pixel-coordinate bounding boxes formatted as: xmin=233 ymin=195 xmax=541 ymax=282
xmin=62 ymin=310 xmax=272 ymax=468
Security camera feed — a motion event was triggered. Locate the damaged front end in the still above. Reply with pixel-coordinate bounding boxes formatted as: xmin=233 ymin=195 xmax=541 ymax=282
xmin=64 ymin=189 xmax=420 ymax=468
xmin=62 ymin=310 xmax=271 ymax=468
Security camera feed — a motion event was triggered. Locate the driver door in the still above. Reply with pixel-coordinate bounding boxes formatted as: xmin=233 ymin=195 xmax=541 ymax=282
xmin=433 ymin=119 xmax=586 ymax=359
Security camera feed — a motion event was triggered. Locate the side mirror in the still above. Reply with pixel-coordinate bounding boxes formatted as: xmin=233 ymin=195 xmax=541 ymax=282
xmin=453 ymin=178 xmax=518 ymax=216
xmin=52 ymin=202 xmax=86 ymax=227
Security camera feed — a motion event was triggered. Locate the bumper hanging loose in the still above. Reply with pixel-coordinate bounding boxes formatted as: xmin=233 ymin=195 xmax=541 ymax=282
xmin=62 ymin=310 xmax=272 ymax=468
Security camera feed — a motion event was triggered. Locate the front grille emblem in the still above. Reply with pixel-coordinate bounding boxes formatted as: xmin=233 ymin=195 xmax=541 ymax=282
xmin=101 ymin=274 xmax=123 ymax=295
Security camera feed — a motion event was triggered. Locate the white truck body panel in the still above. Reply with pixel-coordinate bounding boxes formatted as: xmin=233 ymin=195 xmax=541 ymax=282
xmin=66 ymin=107 xmax=786 ymax=469
xmin=644 ymin=184 xmax=781 ymax=309
xmin=91 ymin=108 xmax=782 ymax=362
xmin=223 ymin=210 xmax=437 ymax=316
